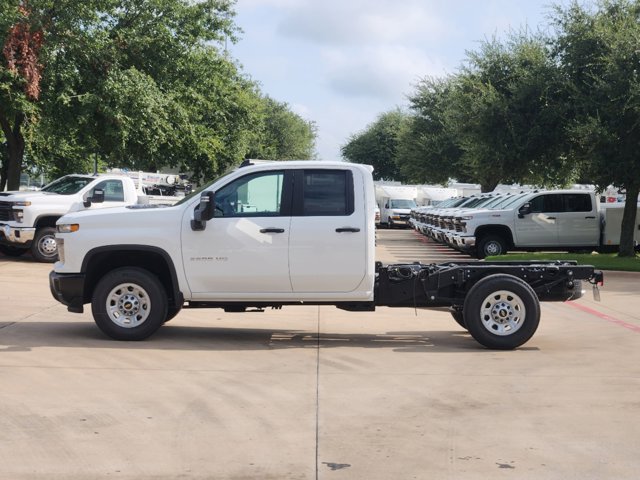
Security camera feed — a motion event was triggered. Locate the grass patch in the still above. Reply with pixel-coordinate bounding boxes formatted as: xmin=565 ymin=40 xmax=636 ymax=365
xmin=485 ymin=252 xmax=640 ymax=272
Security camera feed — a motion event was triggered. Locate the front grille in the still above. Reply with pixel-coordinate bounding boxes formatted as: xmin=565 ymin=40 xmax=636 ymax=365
xmin=0 ymin=201 xmax=13 ymax=221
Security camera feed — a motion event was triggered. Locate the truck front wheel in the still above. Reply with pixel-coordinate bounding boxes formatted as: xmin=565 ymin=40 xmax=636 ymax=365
xmin=91 ymin=267 xmax=168 ymax=340
xmin=476 ymin=235 xmax=507 ymax=259
xmin=31 ymin=227 xmax=58 ymax=262
xmin=463 ymin=274 xmax=540 ymax=350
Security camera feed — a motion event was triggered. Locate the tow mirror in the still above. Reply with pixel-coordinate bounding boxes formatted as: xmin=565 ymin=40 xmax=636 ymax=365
xmin=518 ymin=203 xmax=531 ymax=218
xmin=191 ymin=191 xmax=215 ymax=231
xmin=84 ymin=188 xmax=105 ymax=208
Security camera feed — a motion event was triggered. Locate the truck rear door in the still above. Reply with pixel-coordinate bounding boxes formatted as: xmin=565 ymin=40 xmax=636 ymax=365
xmin=556 ymin=193 xmax=600 ymax=246
xmin=288 ymin=169 xmax=367 ymax=293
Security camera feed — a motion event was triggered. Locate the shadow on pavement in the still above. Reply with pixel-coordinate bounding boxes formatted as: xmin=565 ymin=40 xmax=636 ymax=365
xmin=0 ymin=321 xmax=538 ymax=353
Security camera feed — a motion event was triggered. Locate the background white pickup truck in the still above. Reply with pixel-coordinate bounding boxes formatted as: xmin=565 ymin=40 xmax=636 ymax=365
xmin=449 ymin=190 xmax=640 ymax=258
xmin=49 ymin=160 xmax=602 ymax=350
xmin=0 ymin=172 xmax=185 ymax=262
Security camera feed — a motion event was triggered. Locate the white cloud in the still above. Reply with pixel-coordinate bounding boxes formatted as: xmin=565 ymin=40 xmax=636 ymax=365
xmin=290 ymin=102 xmax=312 ymax=119
xmin=231 ymin=0 xmax=552 ymax=160
xmin=277 ymin=0 xmax=450 ymax=46
xmin=322 ymin=45 xmax=447 ymax=101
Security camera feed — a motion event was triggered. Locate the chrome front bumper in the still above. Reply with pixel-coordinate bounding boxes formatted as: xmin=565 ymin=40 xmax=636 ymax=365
xmin=453 ymin=235 xmax=476 ymax=249
xmin=0 ymin=224 xmax=36 ymax=244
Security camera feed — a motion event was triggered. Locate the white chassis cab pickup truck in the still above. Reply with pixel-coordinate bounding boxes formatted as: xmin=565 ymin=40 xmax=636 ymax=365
xmin=49 ymin=161 xmax=603 ymax=350
xmin=0 ymin=173 xmax=182 ymax=262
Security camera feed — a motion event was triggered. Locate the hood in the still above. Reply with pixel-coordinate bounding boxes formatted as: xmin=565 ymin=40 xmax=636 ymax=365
xmin=390 ymin=208 xmax=412 ymax=213
xmin=59 ymin=203 xmax=177 ymax=225
xmin=0 ymin=191 xmax=56 ymax=202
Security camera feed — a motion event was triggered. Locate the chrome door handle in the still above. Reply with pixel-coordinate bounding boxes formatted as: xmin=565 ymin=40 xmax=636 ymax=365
xmin=260 ymin=228 xmax=285 ymax=233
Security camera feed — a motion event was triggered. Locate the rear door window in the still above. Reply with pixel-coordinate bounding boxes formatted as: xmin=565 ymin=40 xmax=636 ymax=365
xmin=297 ymin=170 xmax=354 ymax=216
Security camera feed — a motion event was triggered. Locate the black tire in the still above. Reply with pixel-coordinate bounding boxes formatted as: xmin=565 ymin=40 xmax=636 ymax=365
xmin=0 ymin=245 xmax=28 ymax=257
xmin=164 ymin=304 xmax=183 ymax=323
xmin=463 ymin=274 xmax=540 ymax=350
xmin=91 ymin=267 xmax=168 ymax=340
xmin=31 ymin=227 xmax=58 ymax=263
xmin=476 ymin=235 xmax=507 ymax=259
xmin=450 ymin=308 xmax=466 ymax=329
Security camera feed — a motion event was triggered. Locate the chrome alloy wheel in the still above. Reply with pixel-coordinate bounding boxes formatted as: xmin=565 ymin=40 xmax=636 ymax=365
xmin=38 ymin=235 xmax=57 ymax=257
xmin=480 ymin=290 xmax=526 ymax=336
xmin=484 ymin=240 xmax=502 ymax=256
xmin=106 ymin=283 xmax=151 ymax=328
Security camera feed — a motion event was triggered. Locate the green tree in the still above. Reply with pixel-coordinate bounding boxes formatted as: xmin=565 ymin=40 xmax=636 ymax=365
xmin=246 ymin=96 xmax=317 ymax=160
xmin=552 ymin=0 xmax=640 ymax=257
xmin=397 ymin=76 xmax=468 ymax=185
xmin=446 ymin=33 xmax=573 ymax=192
xmin=1 ymin=0 xmax=245 ymax=189
xmin=341 ymin=109 xmax=409 ymax=182
xmin=0 ymin=0 xmax=42 ymax=189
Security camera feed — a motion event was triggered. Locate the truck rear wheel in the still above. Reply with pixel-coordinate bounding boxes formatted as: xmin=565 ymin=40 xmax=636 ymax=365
xmin=91 ymin=267 xmax=168 ymax=340
xmin=463 ymin=274 xmax=540 ymax=350
xmin=31 ymin=227 xmax=58 ymax=263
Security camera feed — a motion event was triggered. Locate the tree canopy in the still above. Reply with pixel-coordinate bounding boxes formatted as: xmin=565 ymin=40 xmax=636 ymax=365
xmin=552 ymin=0 xmax=640 ymax=256
xmin=341 ymin=109 xmax=409 ymax=182
xmin=342 ymin=0 xmax=640 ymax=255
xmin=1 ymin=0 xmax=316 ymax=189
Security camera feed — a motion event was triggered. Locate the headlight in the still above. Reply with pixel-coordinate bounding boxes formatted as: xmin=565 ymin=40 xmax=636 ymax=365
xmin=57 ymin=224 xmax=80 ymax=233
xmin=12 ymin=201 xmax=31 ymax=207
xmin=12 ymin=209 xmax=24 ymax=222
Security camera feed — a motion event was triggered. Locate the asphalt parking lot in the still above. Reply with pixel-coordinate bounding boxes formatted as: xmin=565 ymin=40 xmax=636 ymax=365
xmin=1 ymin=229 xmax=640 ymax=479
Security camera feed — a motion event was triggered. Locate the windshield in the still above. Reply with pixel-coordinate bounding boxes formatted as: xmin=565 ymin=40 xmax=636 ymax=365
xmin=389 ymin=199 xmax=416 ymax=209
xmin=480 ymin=195 xmax=508 ymax=209
xmin=491 ymin=193 xmax=528 ymax=209
xmin=41 ymin=176 xmax=94 ymax=195
xmin=460 ymin=196 xmax=491 ymax=208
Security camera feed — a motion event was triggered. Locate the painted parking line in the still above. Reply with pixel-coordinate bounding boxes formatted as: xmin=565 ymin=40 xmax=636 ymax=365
xmin=566 ymin=301 xmax=640 ymax=333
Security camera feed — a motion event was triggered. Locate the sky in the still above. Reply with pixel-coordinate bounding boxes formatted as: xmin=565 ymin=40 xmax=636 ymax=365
xmin=229 ymin=0 xmax=570 ymax=161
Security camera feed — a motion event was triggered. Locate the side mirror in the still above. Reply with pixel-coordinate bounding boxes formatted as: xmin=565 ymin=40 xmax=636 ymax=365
xmin=518 ymin=202 xmax=531 ymax=219
xmin=191 ymin=191 xmax=215 ymax=231
xmin=83 ymin=188 xmax=105 ymax=208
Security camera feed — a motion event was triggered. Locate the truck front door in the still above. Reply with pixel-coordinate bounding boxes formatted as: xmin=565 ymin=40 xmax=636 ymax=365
xmin=514 ymin=193 xmax=561 ymax=246
xmin=288 ymin=169 xmax=367 ymax=293
xmin=86 ymin=179 xmax=129 ymax=209
xmin=181 ymin=170 xmax=293 ymax=296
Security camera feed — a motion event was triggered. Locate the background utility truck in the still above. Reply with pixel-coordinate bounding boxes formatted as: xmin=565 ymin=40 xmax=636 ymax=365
xmin=50 ymin=161 xmax=603 ymax=350
xmin=375 ymin=185 xmax=417 ymax=228
xmin=0 ymin=171 xmax=189 ymax=262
